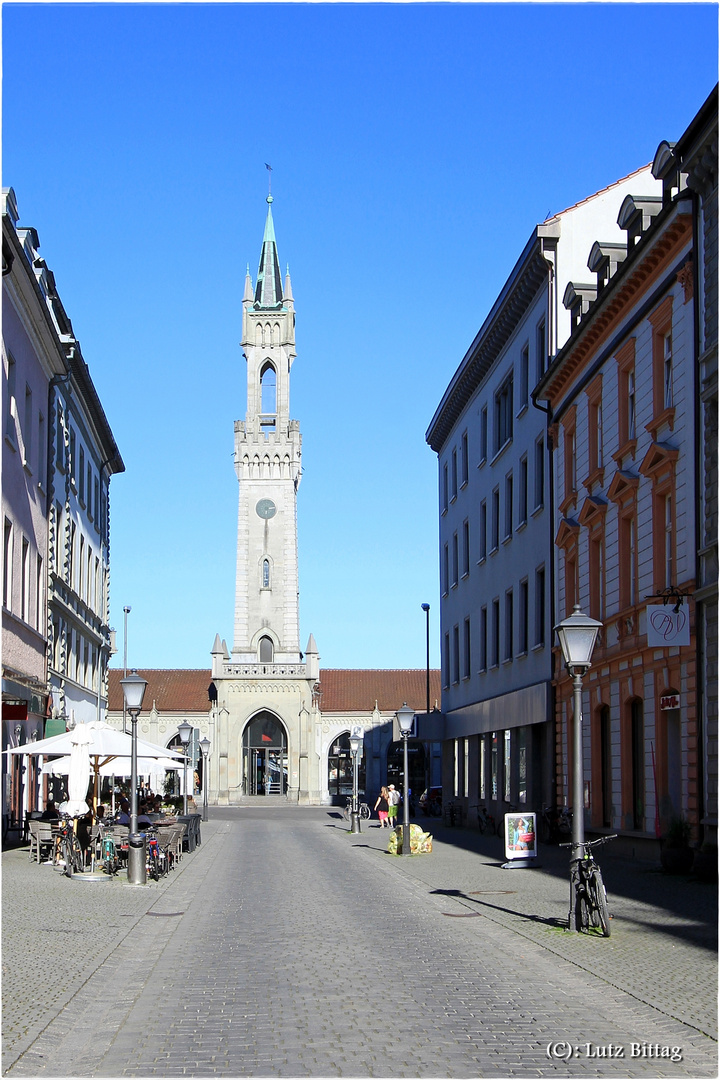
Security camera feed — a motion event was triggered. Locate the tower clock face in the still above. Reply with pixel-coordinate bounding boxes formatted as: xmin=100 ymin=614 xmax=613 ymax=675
xmin=255 ymin=498 xmax=277 ymax=520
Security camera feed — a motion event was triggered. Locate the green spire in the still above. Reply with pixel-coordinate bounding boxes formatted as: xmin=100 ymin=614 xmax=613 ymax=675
xmin=254 ymin=195 xmax=283 ymax=309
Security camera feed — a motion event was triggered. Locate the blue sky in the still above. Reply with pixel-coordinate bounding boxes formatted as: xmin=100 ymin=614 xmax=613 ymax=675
xmin=3 ymin=3 xmax=717 ymax=672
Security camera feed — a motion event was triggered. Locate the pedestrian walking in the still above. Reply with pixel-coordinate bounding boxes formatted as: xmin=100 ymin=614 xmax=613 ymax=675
xmin=374 ymin=786 xmax=390 ymax=827
xmin=387 ymin=784 xmax=400 ymax=827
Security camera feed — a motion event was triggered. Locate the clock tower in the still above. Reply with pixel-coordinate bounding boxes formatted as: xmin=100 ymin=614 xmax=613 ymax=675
xmin=210 ymin=194 xmax=319 ymax=805
xmin=233 ymin=194 xmax=302 ymax=664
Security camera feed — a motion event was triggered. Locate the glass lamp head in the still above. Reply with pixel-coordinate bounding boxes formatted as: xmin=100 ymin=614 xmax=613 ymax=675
xmin=396 ymin=703 xmax=415 ymax=736
xmin=177 ymin=720 xmax=193 ymax=745
xmin=120 ymin=670 xmax=147 ymax=712
xmin=554 ymin=605 xmax=603 ymax=672
xmin=349 ymin=733 xmax=362 ymax=755
xmin=199 ymin=737 xmax=211 ymax=756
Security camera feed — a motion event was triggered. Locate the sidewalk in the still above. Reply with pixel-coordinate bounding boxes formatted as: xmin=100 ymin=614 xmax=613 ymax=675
xmin=328 ymin=812 xmax=718 ymax=1040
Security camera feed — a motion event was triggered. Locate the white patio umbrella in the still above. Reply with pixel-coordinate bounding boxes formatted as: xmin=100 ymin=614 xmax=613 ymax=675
xmin=7 ymin=721 xmax=184 ymax=810
xmin=42 ymin=755 xmax=182 ymax=777
xmin=63 ymin=723 xmax=92 ymax=818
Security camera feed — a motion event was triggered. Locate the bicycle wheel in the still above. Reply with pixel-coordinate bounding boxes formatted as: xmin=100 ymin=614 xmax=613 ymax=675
xmin=589 ymin=871 xmax=611 ymax=937
xmin=148 ymin=851 xmax=159 ymax=881
xmin=359 ymin=804 xmax=371 ymax=820
xmin=496 ymin=818 xmax=505 ymax=840
xmin=63 ymin=837 xmax=74 ymax=878
xmin=538 ymin=817 xmax=550 ymax=844
xmin=574 ymin=887 xmax=590 ymax=932
xmin=73 ymin=838 xmax=84 ymax=874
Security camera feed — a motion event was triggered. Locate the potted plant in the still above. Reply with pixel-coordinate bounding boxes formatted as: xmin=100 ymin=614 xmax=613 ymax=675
xmin=660 ymin=815 xmax=694 ymax=874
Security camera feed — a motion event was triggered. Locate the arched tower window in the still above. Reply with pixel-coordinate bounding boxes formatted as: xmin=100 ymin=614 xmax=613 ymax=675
xmin=262 ymin=559 xmax=271 ymax=589
xmin=260 ymin=362 xmax=276 ymax=433
xmin=259 ymin=636 xmax=273 ymax=663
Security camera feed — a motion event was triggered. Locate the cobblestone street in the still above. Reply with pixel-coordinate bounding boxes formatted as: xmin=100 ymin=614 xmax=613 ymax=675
xmin=3 ymin=808 xmax=717 ymax=1077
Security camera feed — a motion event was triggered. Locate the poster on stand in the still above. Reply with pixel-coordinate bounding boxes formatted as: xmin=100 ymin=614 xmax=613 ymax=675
xmin=502 ymin=812 xmax=538 ymax=860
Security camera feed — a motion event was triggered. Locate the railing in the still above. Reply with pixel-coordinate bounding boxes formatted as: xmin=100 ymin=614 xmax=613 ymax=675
xmin=222 ymin=663 xmax=307 ymax=678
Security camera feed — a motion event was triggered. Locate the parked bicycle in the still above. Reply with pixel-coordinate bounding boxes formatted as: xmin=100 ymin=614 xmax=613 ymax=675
xmin=52 ymin=815 xmax=84 ymax=878
xmin=145 ymin=829 xmax=169 ymax=880
xmin=96 ymin=826 xmax=120 ymax=877
xmin=343 ymin=799 xmax=371 ymax=822
xmin=538 ymin=804 xmax=573 ymax=844
xmin=473 ymin=804 xmax=501 ymax=835
xmin=560 ymin=834 xmax=616 ymax=936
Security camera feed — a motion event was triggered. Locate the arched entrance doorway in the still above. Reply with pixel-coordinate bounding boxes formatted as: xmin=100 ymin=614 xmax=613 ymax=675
xmin=243 ymin=712 xmax=288 ymax=795
xmin=327 ymin=732 xmax=366 ymax=804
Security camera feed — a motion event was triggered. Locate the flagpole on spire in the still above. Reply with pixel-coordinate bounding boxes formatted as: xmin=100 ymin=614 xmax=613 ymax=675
xmin=265 ymin=162 xmax=272 ymax=196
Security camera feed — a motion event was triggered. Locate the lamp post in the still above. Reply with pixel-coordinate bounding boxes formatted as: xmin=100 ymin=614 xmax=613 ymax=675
xmin=554 ymin=604 xmax=603 ymax=931
xmin=421 ymin=603 xmax=430 ymax=795
xmin=349 ymin=732 xmax=362 ymax=834
xmin=177 ymin=721 xmax=193 ymax=816
xmin=120 ymin=669 xmax=147 ymax=885
xmin=396 ymin=703 xmax=415 ymax=856
xmin=199 ymin=736 xmax=211 ymax=822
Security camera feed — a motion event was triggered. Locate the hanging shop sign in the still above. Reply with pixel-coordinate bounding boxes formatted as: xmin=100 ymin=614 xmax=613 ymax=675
xmin=646 ymin=605 xmax=691 ymax=648
xmin=660 ymin=694 xmax=681 ymax=711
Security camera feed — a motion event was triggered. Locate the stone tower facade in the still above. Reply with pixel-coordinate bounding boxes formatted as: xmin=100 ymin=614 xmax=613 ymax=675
xmin=210 ymin=196 xmax=320 ymax=804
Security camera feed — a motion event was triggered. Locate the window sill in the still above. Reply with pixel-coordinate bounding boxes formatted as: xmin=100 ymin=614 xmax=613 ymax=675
xmin=516 ymin=519 xmax=527 ymax=533
xmin=477 ymin=457 xmax=487 ymax=470
xmin=5 ymin=434 xmax=17 ymax=452
xmin=516 ymin=650 xmax=528 ymax=659
xmin=646 ymin=407 xmax=675 ymax=441
xmin=583 ymin=467 xmax=605 ymax=492
xmin=461 ymin=571 xmax=470 ymax=581
xmin=531 ymin=642 xmax=545 ymax=653
xmin=612 ymin=438 xmax=637 ymax=467
xmin=502 ymin=657 xmax=513 ymax=666
xmin=490 ymin=439 xmax=512 ymax=468
xmin=559 ymin=492 xmax=577 ymax=517
xmin=477 ymin=556 xmax=486 ymax=566
xmin=502 ymin=533 xmax=512 ymax=546
xmin=489 ymin=545 xmax=499 ymax=556
xmin=516 ymin=403 xmax=528 ymax=419
xmin=23 ymin=460 xmax=33 ymax=477
xmin=531 ymin=503 xmax=545 ymax=518
xmin=460 ymin=480 xmax=468 ymax=491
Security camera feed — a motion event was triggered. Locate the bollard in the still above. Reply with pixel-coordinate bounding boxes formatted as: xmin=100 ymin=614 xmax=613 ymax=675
xmin=127 ymin=832 xmax=147 ymax=885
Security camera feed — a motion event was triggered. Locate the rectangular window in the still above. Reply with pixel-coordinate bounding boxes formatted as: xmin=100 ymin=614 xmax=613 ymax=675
xmin=23 ymin=385 xmax=32 ymax=468
xmin=519 ymin=456 xmax=528 ymax=525
xmin=79 ymin=535 xmax=85 ymax=602
xmin=38 ymin=413 xmax=46 ymax=488
xmin=479 ymin=500 xmax=487 ymax=561
xmin=3 ymin=519 xmax=13 ymax=609
xmin=665 ymin=494 xmax=673 ymax=588
xmin=87 ymin=465 xmax=94 ymax=521
xmin=534 ymin=437 xmax=545 ymax=509
xmin=68 ymin=521 xmax=76 ymax=589
xmin=21 ymin=538 xmax=29 ymax=621
xmin=519 ymin=579 xmax=529 ymax=654
xmin=461 ymin=431 xmax=469 ymax=487
xmin=505 ymin=589 xmax=514 ymax=661
xmin=452 ymin=624 xmax=460 ymax=684
xmin=69 ymin=429 xmax=76 ymax=485
xmin=79 ymin=448 xmax=85 ymax=503
xmin=492 ymin=599 xmax=500 ymax=667
xmin=463 ymin=617 xmax=471 ymax=679
xmin=620 ymin=515 xmax=637 ymax=608
xmin=451 ymin=449 xmax=458 ymax=500
xmin=504 ymin=473 xmax=513 ymax=539
xmin=452 ymin=532 xmax=458 ymax=587
xmin=442 ymin=544 xmax=449 ymax=596
xmin=479 ymin=737 xmax=486 ymax=800
xmin=628 ymin=370 xmax=636 ymax=439
xmin=664 ymin=333 xmax=673 ymax=409
xmin=480 ymin=606 xmax=488 ymax=672
xmin=480 ymin=407 xmax=488 ymax=464
xmin=442 ymin=463 xmax=448 ymax=513
xmin=462 ymin=519 xmax=470 ymax=577
xmin=535 ymin=566 xmax=546 ymax=647
xmin=536 ymin=320 xmax=547 ymax=381
xmin=5 ymin=355 xmax=17 ymax=444
xmin=494 ymin=373 xmax=513 ymax=452
xmin=520 ymin=345 xmax=529 ymax=408
xmin=589 ymin=535 xmax=605 ymax=621
xmin=443 ymin=633 xmax=450 ymax=688
xmin=36 ymin=555 xmax=44 ymax=630
xmin=56 ymin=402 xmax=65 ymax=468
xmin=491 ymin=488 xmax=499 ymax=551
xmin=94 ymin=478 xmax=100 ymax=531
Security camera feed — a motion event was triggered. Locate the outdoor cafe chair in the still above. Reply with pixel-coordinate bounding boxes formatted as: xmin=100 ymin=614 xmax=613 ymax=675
xmin=28 ymin=820 xmax=54 ymax=863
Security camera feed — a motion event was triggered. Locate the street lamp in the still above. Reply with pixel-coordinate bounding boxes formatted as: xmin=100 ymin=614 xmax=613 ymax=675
xmin=199 ymin=736 xmax=211 ymax=822
xmin=177 ymin=721 xmax=193 ymax=816
xmin=349 ymin=732 xmax=362 ymax=834
xmin=554 ymin=604 xmax=603 ymax=931
xmin=396 ymin=703 xmax=415 ymax=857
xmin=120 ymin=669 xmax=147 ymax=885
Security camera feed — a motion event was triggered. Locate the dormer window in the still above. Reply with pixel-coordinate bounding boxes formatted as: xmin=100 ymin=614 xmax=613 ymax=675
xmin=563 ymin=283 xmax=597 ymax=331
xmin=587 ymin=242 xmax=627 ymax=293
xmin=617 ymin=195 xmax=662 ymax=248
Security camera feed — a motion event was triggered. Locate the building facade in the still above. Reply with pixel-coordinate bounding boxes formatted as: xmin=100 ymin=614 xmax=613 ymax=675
xmin=536 ymin=99 xmax=716 ymax=852
xmin=426 ymin=168 xmax=659 ymax=824
xmin=2 ymin=188 xmax=123 ymax=838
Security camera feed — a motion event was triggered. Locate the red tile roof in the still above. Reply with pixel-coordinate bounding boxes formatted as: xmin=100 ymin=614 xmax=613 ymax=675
xmin=316 ymin=669 xmax=441 ymax=713
xmin=108 ymin=669 xmax=213 ymax=714
xmin=108 ymin=668 xmax=441 ymax=716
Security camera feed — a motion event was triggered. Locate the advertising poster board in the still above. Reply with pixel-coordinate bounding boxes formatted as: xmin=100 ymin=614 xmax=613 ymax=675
xmin=503 ymin=812 xmax=538 ymax=861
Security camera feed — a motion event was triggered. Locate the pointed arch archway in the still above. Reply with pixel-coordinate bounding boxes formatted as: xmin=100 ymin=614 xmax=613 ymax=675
xmin=242 ymin=711 xmax=288 ymax=795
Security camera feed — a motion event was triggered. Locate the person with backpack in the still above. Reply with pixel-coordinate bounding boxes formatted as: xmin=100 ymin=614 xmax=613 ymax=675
xmin=387 ymin=784 xmax=401 ymax=827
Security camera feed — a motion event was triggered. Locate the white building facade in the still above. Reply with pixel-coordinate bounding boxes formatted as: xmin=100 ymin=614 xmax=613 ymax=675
xmin=426 ymin=167 xmax=660 ymax=822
